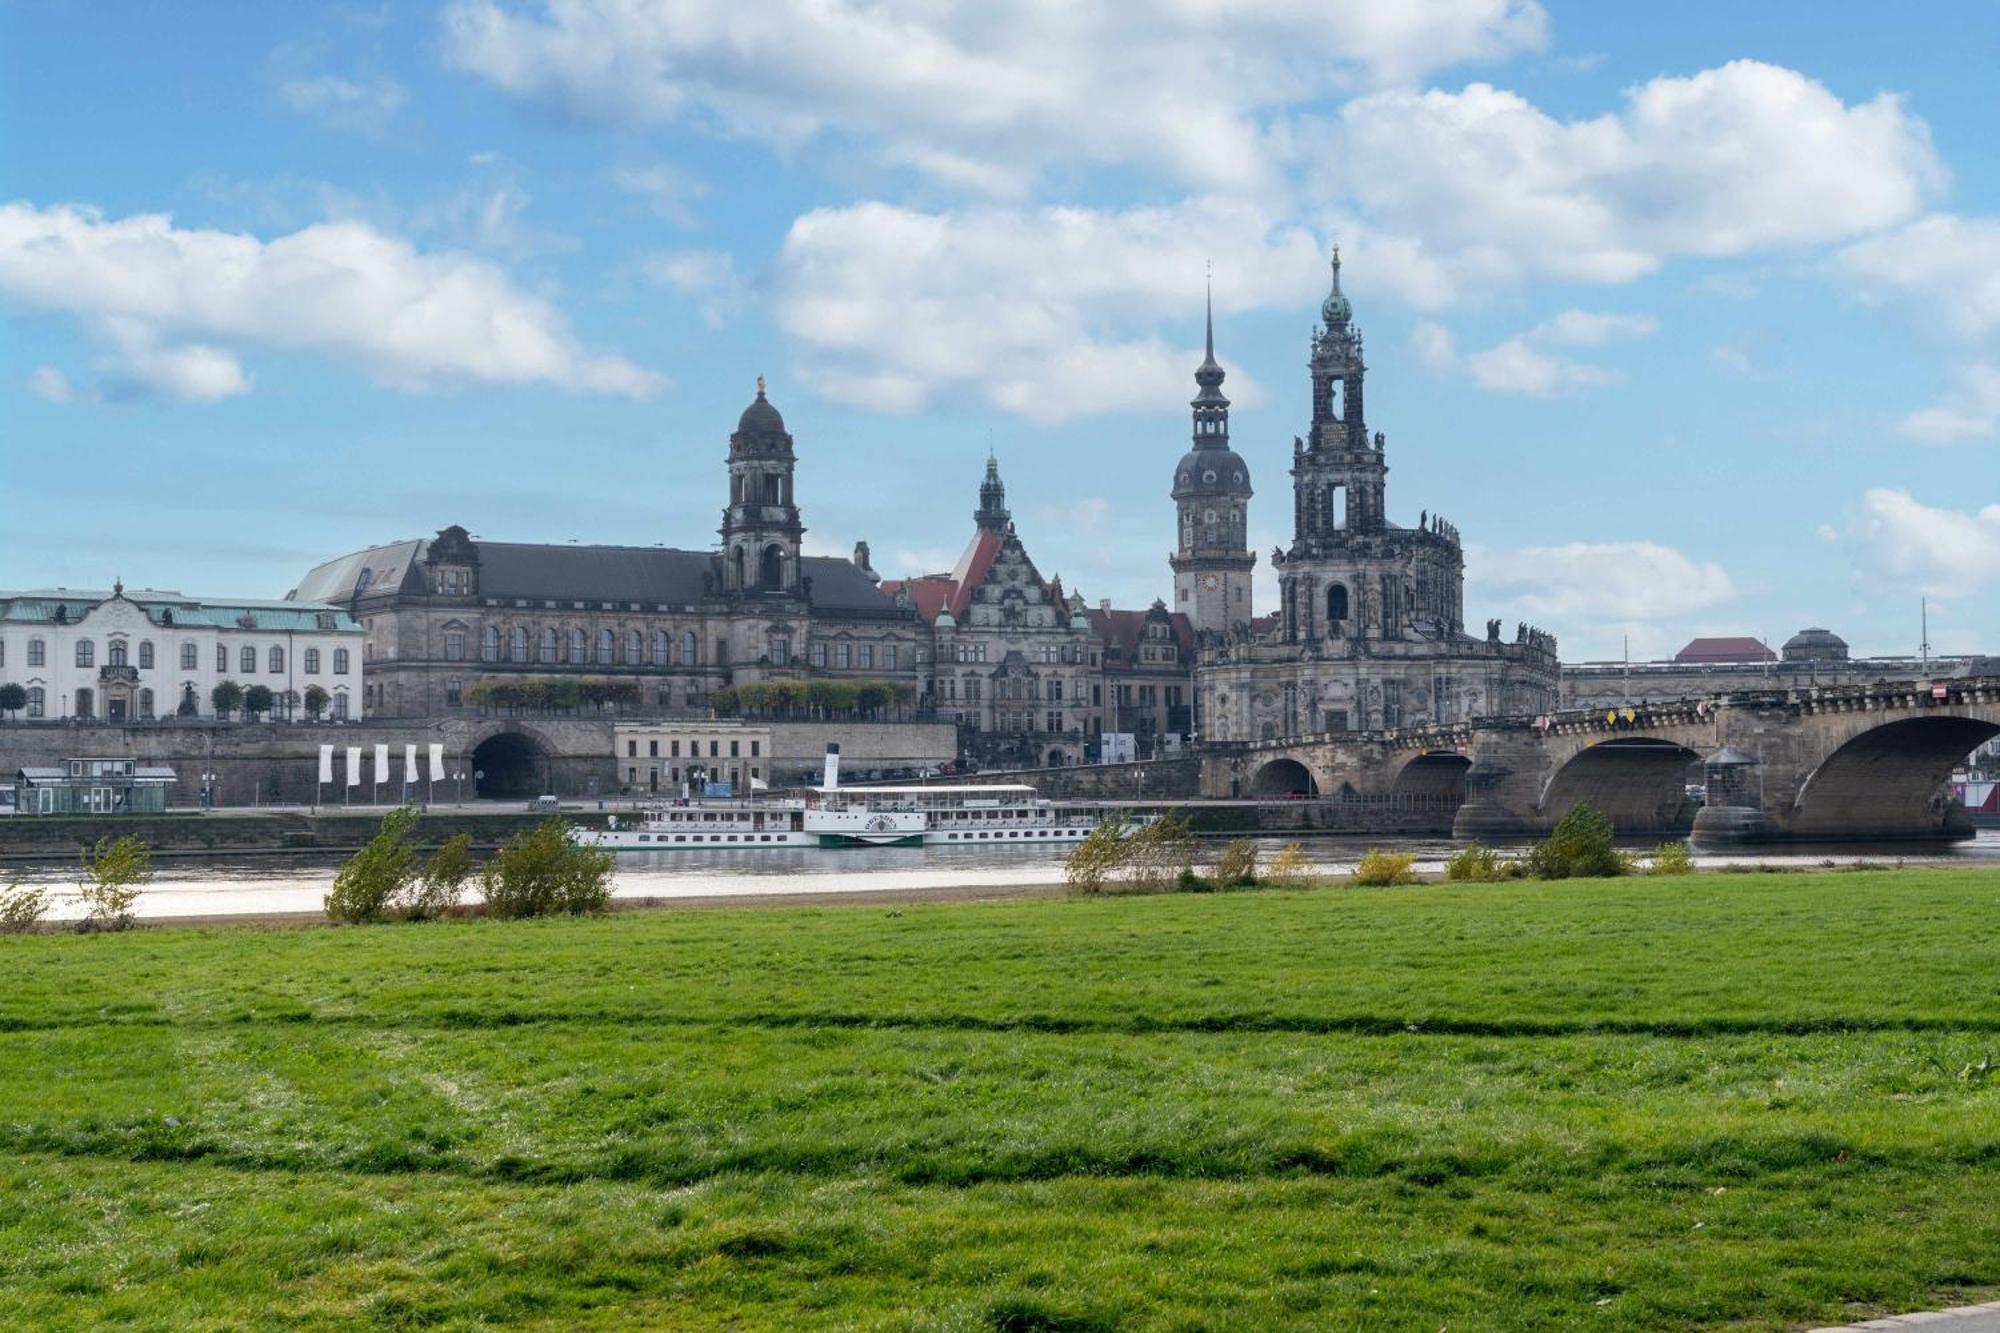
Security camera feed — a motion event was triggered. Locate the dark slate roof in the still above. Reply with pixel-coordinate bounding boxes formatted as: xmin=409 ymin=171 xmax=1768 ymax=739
xmin=478 ymin=543 xmax=715 ymax=604
xmin=800 ymin=555 xmax=901 ymax=612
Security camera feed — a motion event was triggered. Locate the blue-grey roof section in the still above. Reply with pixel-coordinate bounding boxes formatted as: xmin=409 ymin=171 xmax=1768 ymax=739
xmin=0 ymin=590 xmax=358 ymax=632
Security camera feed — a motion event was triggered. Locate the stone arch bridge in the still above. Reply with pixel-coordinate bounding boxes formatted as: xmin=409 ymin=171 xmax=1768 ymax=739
xmin=1200 ymin=676 xmax=2000 ymax=843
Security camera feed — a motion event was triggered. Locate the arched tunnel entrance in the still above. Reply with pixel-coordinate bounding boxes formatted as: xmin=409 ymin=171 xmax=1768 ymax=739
xmin=1790 ymin=715 xmax=2000 ymax=840
xmin=472 ymin=732 xmax=549 ymax=799
xmin=1542 ymin=738 xmax=1702 ymax=834
xmin=1391 ymin=751 xmax=1472 ymax=805
xmin=1249 ymin=758 xmax=1318 ymax=798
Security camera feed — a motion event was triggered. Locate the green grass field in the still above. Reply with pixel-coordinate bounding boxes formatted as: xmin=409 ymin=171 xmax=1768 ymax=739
xmin=4 ymin=869 xmax=2000 ymax=1330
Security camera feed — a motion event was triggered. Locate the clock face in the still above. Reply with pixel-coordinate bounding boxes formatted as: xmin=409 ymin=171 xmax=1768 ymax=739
xmin=1201 ymin=574 xmax=1221 ymax=591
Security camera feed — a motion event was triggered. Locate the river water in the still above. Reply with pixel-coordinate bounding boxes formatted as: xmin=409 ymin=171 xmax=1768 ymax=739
xmin=13 ymin=829 xmax=1999 ymax=922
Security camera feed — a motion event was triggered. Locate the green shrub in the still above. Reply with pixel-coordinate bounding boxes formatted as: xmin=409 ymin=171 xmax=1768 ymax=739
xmin=1174 ymin=867 xmax=1216 ymax=893
xmin=1445 ymin=843 xmax=1503 ymax=882
xmin=1209 ymin=839 xmax=1259 ymax=888
xmin=0 ymin=881 xmax=49 ymax=933
xmin=1116 ymin=815 xmax=1197 ymax=894
xmin=325 ymin=806 xmax=419 ymax=924
xmin=480 ymin=818 xmax=615 ymax=918
xmin=400 ymin=833 xmax=477 ymax=920
xmin=1265 ymin=842 xmax=1316 ymax=889
xmin=1352 ymin=849 xmax=1418 ymax=886
xmin=1649 ymin=840 xmax=1695 ymax=876
xmin=77 ymin=835 xmax=151 ymax=931
xmin=1525 ymin=802 xmax=1624 ymax=880
xmin=1064 ymin=815 xmax=1131 ymax=894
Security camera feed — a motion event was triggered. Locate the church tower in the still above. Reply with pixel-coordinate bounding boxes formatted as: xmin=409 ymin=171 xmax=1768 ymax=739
xmin=719 ymin=377 xmax=805 ymax=596
xmin=1169 ymin=282 xmax=1255 ymax=635
xmin=1293 ymin=249 xmax=1386 ymax=547
xmin=974 ymin=451 xmax=1011 ymax=532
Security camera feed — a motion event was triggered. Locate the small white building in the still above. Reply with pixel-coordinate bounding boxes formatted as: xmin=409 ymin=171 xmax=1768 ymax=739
xmin=0 ymin=584 xmax=365 ymax=722
xmin=614 ymin=719 xmax=772 ymax=795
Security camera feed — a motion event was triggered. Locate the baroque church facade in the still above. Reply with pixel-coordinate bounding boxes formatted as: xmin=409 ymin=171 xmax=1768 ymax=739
xmin=290 ymin=382 xmax=925 ymax=719
xmin=1188 ymin=254 xmax=1559 ymax=740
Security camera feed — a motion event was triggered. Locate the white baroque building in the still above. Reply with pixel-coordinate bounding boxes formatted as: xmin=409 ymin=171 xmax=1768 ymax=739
xmin=0 ymin=584 xmax=364 ymax=722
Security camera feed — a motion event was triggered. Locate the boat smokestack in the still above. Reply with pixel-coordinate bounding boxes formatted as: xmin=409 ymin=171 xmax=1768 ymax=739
xmin=824 ymin=743 xmax=840 ymax=791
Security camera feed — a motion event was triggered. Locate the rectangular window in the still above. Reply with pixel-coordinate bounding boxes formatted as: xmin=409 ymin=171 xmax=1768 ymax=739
xmin=885 ymin=645 xmax=897 ymax=671
xmin=671 ymin=741 xmax=680 ymax=757
xmin=1051 ymin=679 xmax=1063 ymax=701
xmin=241 ymin=646 xmax=257 ymax=673
xmin=750 ymin=740 xmax=760 ymax=757
xmin=811 ymin=641 xmax=827 ymax=668
xmin=333 ymin=648 xmax=351 ymax=674
xmin=217 ymin=644 xmax=229 ymax=672
xmin=836 ymin=643 xmax=851 ymax=669
xmin=27 ymin=639 xmax=45 ymax=667
xmin=269 ymin=646 xmax=284 ymax=674
xmin=858 ymin=644 xmax=873 ymax=669
xmin=768 ymin=636 xmax=789 ymax=667
xmin=709 ymin=741 xmax=719 ymax=757
xmin=649 ymin=740 xmax=659 ymax=757
xmin=304 ymin=648 xmax=321 ymax=673
xmin=730 ymin=741 xmax=740 ymax=757
xmin=627 ymin=740 xmax=637 ymax=757
xmin=444 ymin=632 xmax=465 ymax=661
xmin=446 ymin=679 xmax=462 ymax=707
xmin=332 ymin=692 xmax=349 ymax=720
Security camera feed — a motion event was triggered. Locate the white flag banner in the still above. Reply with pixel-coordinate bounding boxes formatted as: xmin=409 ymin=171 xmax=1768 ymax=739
xmin=428 ymin=742 xmax=447 ymax=782
xmin=373 ymin=744 xmax=390 ymax=785
xmin=345 ymin=746 xmax=363 ymax=788
xmin=317 ymin=744 xmax=334 ymax=785
xmin=405 ymin=743 xmax=421 ymax=787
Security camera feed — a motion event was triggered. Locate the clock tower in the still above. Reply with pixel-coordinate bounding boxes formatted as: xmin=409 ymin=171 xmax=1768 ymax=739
xmin=1169 ymin=282 xmax=1255 ymax=636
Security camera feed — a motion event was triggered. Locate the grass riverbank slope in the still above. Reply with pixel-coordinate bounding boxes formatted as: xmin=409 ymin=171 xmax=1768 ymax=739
xmin=3 ymin=869 xmax=1999 ymax=1328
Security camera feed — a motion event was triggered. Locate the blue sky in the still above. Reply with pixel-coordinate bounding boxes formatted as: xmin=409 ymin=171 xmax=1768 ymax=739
xmin=4 ymin=1 xmax=1996 ymax=661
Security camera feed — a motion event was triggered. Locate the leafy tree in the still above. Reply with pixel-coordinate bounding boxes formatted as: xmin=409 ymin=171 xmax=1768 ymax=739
xmin=242 ymin=684 xmax=275 ymax=720
xmin=1209 ymin=839 xmax=1259 ymax=888
xmin=1352 ymin=849 xmax=1418 ymax=886
xmin=78 ymin=835 xmax=152 ymax=931
xmin=210 ymin=680 xmax=243 ymax=721
xmin=1526 ymin=801 xmax=1624 ymax=879
xmin=480 ymin=818 xmax=614 ymax=918
xmin=399 ymin=833 xmax=476 ymax=920
xmin=0 ymin=880 xmax=49 ymax=933
xmin=302 ymin=684 xmax=330 ymax=720
xmin=325 ymin=806 xmax=419 ymax=924
xmin=0 ymin=682 xmax=26 ymax=720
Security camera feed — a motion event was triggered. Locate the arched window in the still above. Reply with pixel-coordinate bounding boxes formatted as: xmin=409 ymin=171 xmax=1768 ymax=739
xmin=680 ymin=631 xmax=698 ymax=667
xmin=181 ymin=641 xmax=196 ymax=669
xmin=28 ymin=637 xmax=45 ymax=667
xmin=509 ymin=627 xmax=528 ymax=663
xmin=333 ymin=648 xmax=351 ymax=674
xmin=1326 ymin=484 xmax=1347 ymax=531
xmin=269 ymin=646 xmax=285 ymax=673
xmin=569 ymin=628 xmax=587 ymax=664
xmin=732 ymin=546 xmax=746 ymax=589
xmin=481 ymin=626 xmax=500 ymax=662
xmin=626 ymin=629 xmax=642 ymax=664
xmin=139 ymin=641 xmax=154 ymax=669
xmin=139 ymin=688 xmax=154 ymax=719
xmin=75 ymin=687 xmax=94 ymax=719
xmin=597 ymin=629 xmax=615 ymax=664
xmin=1327 ymin=583 xmax=1349 ymax=623
xmin=760 ymin=544 xmax=783 ymax=589
xmin=109 ymin=639 xmax=128 ymax=667
xmin=304 ymin=648 xmax=320 ymax=673
xmin=652 ymin=629 xmax=669 ymax=664
xmin=27 ymin=686 xmax=45 ymax=718
xmin=76 ymin=639 xmax=95 ymax=667
xmin=240 ymin=646 xmax=257 ymax=673
xmin=540 ymin=627 xmax=559 ymax=664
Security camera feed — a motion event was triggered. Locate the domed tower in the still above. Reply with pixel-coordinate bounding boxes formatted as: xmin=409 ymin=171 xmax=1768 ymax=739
xmin=1294 ymin=248 xmax=1385 ymax=545
xmin=1169 ymin=282 xmax=1255 ymax=635
xmin=720 ymin=376 xmax=804 ymax=596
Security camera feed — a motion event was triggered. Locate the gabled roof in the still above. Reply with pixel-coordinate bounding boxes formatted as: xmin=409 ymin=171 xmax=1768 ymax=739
xmin=1086 ymin=605 xmax=1195 ymax=664
xmin=1675 ymin=636 xmax=1775 ymax=664
xmin=880 ymin=526 xmax=1011 ymax=624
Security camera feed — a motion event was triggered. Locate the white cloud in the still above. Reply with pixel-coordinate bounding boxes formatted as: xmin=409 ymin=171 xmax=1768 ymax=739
xmin=1712 ymin=342 xmax=1758 ymax=377
xmin=1419 ymin=308 xmax=1655 ymax=396
xmin=610 ymin=164 xmax=706 ymax=225
xmin=1469 ymin=540 xmax=1736 ymax=620
xmin=443 ymin=0 xmax=1547 ymax=193
xmin=1850 ymin=488 xmax=2000 ymax=597
xmin=771 ymin=196 xmax=1324 ymax=420
xmin=1309 ymin=60 xmax=1943 ymax=308
xmin=1836 ymin=213 xmax=2000 ymax=342
xmin=640 ymin=248 xmax=743 ymax=326
xmin=0 ymin=201 xmax=660 ymax=402
xmin=275 ymin=73 xmax=408 ymax=137
xmin=1895 ymin=362 xmax=2000 ymax=444
xmin=26 ymin=365 xmax=73 ymax=403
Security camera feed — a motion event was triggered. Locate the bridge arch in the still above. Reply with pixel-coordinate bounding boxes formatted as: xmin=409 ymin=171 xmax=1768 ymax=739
xmin=1249 ymin=757 xmax=1318 ymax=798
xmin=1390 ymin=750 xmax=1471 ymax=803
xmin=471 ymin=729 xmax=553 ymax=798
xmin=1541 ymin=736 xmax=1702 ymax=834
xmin=1790 ymin=714 xmax=2000 ymax=840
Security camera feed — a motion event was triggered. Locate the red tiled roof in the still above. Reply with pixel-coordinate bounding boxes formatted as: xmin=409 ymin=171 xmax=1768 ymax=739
xmin=880 ymin=526 xmax=1011 ymax=624
xmin=1249 ymin=613 xmax=1279 ymax=637
xmin=1086 ymin=605 xmax=1196 ymax=665
xmin=1675 ymin=636 xmax=1775 ymax=663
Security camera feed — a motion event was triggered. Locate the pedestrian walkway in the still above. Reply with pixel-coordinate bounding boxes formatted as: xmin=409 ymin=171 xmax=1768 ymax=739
xmin=1810 ymin=1302 xmax=2000 ymax=1331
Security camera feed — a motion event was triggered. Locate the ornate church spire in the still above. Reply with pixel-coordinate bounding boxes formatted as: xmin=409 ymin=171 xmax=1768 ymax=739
xmin=1321 ymin=246 xmax=1352 ymax=329
xmin=975 ymin=451 xmax=1011 ymax=531
xmin=1191 ymin=269 xmax=1230 ymax=444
